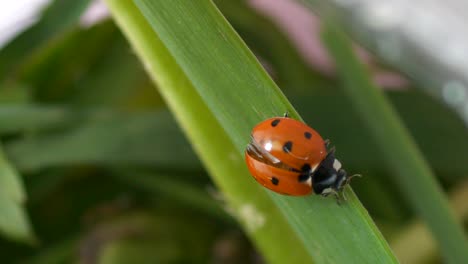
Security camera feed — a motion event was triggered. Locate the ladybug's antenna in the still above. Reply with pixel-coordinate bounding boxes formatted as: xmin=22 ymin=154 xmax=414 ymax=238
xmin=346 ymin=174 xmax=362 ymax=185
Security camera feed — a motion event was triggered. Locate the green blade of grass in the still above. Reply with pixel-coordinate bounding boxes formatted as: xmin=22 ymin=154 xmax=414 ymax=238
xmin=105 ymin=2 xmax=311 ymax=263
xmin=0 ymin=146 xmax=25 ymax=203
xmin=0 ymin=105 xmax=72 ymax=134
xmin=0 ymin=144 xmax=34 ymax=242
xmin=106 ymin=0 xmax=397 ymax=263
xmin=5 ymin=110 xmax=200 ymax=172
xmin=321 ymin=24 xmax=468 ymax=264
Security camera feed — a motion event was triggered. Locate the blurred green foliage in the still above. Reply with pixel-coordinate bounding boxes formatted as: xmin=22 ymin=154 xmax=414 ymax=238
xmin=0 ymin=0 xmax=466 ymax=263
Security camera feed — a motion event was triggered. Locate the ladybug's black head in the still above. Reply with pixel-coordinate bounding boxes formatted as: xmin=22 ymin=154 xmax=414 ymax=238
xmin=311 ymin=150 xmax=348 ymax=196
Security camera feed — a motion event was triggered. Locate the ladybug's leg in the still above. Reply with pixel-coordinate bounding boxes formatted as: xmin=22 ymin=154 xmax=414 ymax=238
xmin=283 ymin=112 xmax=290 ymax=118
xmin=335 ymin=193 xmax=343 ymax=205
xmin=321 ymin=189 xmax=341 ymax=203
xmin=324 ymin=139 xmax=330 ymax=148
xmin=340 ymin=190 xmax=347 ymax=202
xmin=322 ymin=189 xmax=345 ymax=205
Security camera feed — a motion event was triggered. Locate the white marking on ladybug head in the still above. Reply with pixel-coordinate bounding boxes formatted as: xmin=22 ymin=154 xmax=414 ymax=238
xmin=264 ymin=142 xmax=273 ymax=151
xmin=333 ymin=159 xmax=342 ymax=171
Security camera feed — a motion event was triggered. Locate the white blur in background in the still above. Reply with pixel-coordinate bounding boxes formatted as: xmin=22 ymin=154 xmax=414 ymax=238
xmin=0 ymin=0 xmax=109 ymax=48
xmin=0 ymin=0 xmax=51 ymax=48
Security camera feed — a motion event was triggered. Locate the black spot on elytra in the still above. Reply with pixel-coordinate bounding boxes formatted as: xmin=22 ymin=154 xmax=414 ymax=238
xmin=271 ymin=119 xmax=280 ymax=127
xmin=283 ymin=141 xmax=293 ymax=153
xmin=271 ymin=177 xmax=279 ymax=185
xmin=298 ymin=174 xmax=309 ymax=182
xmin=304 ymin=132 xmax=312 ymax=139
xmin=301 ymin=163 xmax=311 ymax=172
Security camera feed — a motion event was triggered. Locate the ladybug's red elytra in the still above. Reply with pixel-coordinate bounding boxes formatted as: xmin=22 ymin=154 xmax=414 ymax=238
xmin=245 ymin=114 xmax=357 ymax=200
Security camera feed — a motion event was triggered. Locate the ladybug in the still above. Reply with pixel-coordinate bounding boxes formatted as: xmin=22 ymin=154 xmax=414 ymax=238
xmin=245 ymin=114 xmax=356 ymax=200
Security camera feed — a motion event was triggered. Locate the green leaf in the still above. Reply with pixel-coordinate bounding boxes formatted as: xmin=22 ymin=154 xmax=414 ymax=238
xmin=5 ymin=110 xmax=200 ymax=171
xmin=105 ymin=0 xmax=397 ymax=263
xmin=321 ymin=23 xmax=468 ymax=264
xmin=0 ymin=145 xmax=34 ymax=242
xmin=0 ymin=146 xmax=25 ymax=203
xmin=0 ymin=192 xmax=34 ymax=243
xmin=0 ymin=105 xmax=71 ymax=134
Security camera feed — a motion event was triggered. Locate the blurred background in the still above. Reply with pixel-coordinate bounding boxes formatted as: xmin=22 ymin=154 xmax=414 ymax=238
xmin=0 ymin=0 xmax=467 ymax=263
